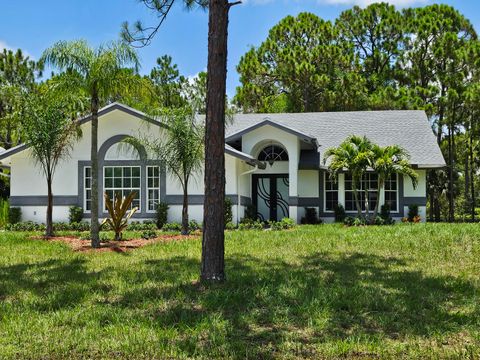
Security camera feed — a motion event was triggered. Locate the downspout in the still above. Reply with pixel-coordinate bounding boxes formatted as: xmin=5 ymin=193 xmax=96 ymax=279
xmin=237 ymin=164 xmax=258 ymax=224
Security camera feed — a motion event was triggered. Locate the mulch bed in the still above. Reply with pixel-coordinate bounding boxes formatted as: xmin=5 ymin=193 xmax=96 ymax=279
xmin=29 ymin=234 xmax=199 ymax=253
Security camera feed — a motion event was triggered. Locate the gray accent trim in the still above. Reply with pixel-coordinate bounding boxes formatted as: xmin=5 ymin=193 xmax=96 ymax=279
xmin=10 ymin=196 xmax=78 ymax=206
xmin=289 ymin=197 xmax=320 ymax=207
xmin=0 ymin=143 xmax=29 ymax=160
xmin=402 ymin=197 xmax=427 ymax=207
xmin=225 ymin=145 xmax=266 ymax=169
xmin=98 ymin=134 xmax=147 ymax=161
xmin=226 ymin=119 xmax=318 ymax=148
xmin=299 ymin=150 xmax=320 ymax=170
xmin=164 ymin=194 xmax=251 ymax=206
xmin=78 ymin=102 xmax=163 ymax=128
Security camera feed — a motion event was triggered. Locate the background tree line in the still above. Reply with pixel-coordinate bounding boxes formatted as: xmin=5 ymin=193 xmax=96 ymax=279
xmin=234 ymin=3 xmax=480 ymax=223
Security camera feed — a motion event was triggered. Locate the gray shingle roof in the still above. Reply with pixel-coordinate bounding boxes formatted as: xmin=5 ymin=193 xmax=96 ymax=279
xmin=226 ymin=110 xmax=446 ymax=168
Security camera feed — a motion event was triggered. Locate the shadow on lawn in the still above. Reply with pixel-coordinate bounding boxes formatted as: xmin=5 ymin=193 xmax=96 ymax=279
xmin=0 ymin=252 xmax=477 ymax=357
xmin=118 ymin=253 xmax=478 ymax=356
xmin=0 ymin=258 xmax=98 ymax=311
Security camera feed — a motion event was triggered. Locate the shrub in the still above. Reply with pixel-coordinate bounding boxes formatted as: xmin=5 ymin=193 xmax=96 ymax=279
xmin=69 ymin=206 xmax=83 ymax=224
xmin=270 ymin=217 xmax=296 ymax=230
xmin=79 ymin=231 xmax=90 ymax=240
xmin=334 ymin=204 xmax=346 ymax=223
xmin=353 ymin=216 xmax=367 ymax=226
xmin=156 ymin=202 xmax=169 ymax=229
xmin=0 ymin=199 xmax=9 ymax=228
xmin=225 ymin=221 xmax=236 ymax=230
xmin=8 ymin=207 xmax=21 ymax=224
xmin=162 ymin=222 xmax=182 ymax=232
xmin=127 ymin=221 xmax=156 ymax=231
xmin=189 ymin=219 xmax=201 ymax=231
xmin=380 ymin=204 xmax=394 ymax=225
xmin=373 ymin=216 xmax=385 ymax=226
xmin=343 ymin=216 xmax=355 ymax=226
xmin=141 ymin=229 xmax=157 ymax=240
xmin=224 ymin=197 xmax=233 ymax=225
xmin=408 ymin=204 xmax=419 ymax=222
xmin=7 ymin=221 xmax=45 ymax=232
xmin=301 ymin=207 xmax=321 ymax=224
xmin=238 ymin=219 xmax=263 ymax=230
xmin=243 ymin=204 xmax=257 ymax=221
xmin=102 ymin=191 xmax=138 ymax=241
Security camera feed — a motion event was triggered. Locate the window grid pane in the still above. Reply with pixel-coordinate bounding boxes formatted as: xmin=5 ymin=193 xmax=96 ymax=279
xmin=147 ymin=166 xmax=161 ymax=211
xmin=324 ymin=174 xmax=338 ymax=212
xmin=84 ymin=166 xmax=92 ymax=212
xmin=344 ymin=173 xmax=378 ymax=212
xmin=104 ymin=166 xmax=141 ymax=212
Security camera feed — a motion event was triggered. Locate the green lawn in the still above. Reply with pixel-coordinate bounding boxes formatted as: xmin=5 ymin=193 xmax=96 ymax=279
xmin=1 ymin=224 xmax=479 ymax=359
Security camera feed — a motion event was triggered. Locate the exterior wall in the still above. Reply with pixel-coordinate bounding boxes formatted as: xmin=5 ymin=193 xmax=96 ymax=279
xmin=9 ymin=108 xmax=248 ymax=224
xmin=8 ymin=108 xmax=429 ymax=225
xmin=242 ymin=124 xmax=300 ymax=222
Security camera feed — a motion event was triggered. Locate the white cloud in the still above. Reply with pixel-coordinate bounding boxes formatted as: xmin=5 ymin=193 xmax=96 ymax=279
xmin=0 ymin=40 xmax=12 ymax=51
xmin=320 ymin=0 xmax=428 ymax=7
xmin=0 ymin=39 xmax=34 ymax=59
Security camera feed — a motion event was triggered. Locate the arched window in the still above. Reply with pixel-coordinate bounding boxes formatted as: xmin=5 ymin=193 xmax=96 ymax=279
xmin=257 ymin=145 xmax=288 ymax=162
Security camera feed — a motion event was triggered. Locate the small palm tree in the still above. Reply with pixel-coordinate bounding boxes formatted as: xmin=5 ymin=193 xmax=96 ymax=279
xmin=41 ymin=40 xmax=140 ymax=248
xmin=371 ymin=144 xmax=418 ymax=219
xmin=324 ymin=135 xmax=374 ymax=218
xmin=127 ymin=107 xmax=204 ymax=235
xmin=23 ymin=85 xmax=84 ymax=237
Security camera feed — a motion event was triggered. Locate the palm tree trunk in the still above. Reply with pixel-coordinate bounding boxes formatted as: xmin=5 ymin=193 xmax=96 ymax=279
xmin=46 ymin=174 xmax=54 ymax=237
xmin=201 ymin=0 xmax=230 ymax=282
xmin=90 ymin=92 xmax=101 ymax=248
xmin=181 ymin=186 xmax=189 ymax=235
xmin=372 ymin=186 xmax=381 ymax=220
xmin=352 ymin=179 xmax=362 ymax=218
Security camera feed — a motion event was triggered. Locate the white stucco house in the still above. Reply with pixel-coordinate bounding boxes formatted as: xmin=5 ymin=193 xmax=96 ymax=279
xmin=0 ymin=102 xmax=445 ymax=224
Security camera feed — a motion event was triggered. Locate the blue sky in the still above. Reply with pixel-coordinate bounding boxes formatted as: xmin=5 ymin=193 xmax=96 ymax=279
xmin=0 ymin=0 xmax=478 ymax=97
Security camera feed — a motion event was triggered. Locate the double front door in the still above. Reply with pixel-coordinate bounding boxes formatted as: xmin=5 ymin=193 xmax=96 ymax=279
xmin=253 ymin=175 xmax=289 ymax=222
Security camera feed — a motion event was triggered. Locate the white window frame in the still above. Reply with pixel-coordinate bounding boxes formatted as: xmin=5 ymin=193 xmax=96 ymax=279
xmin=384 ymin=173 xmax=399 ymax=213
xmin=324 ymin=172 xmax=338 ymax=213
xmin=103 ymin=166 xmax=141 ymax=212
xmin=146 ymin=166 xmax=161 ymax=213
xmin=84 ymin=166 xmax=92 ymax=213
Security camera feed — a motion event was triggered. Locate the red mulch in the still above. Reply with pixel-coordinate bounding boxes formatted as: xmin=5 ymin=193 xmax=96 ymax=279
xmin=29 ymin=234 xmax=199 ymax=253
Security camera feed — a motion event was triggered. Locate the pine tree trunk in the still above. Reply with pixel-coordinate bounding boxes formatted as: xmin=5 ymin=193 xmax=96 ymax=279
xmin=181 ymin=186 xmax=189 ymax=235
xmin=470 ymin=129 xmax=476 ymax=221
xmin=90 ymin=92 xmax=101 ymax=248
xmin=448 ymin=110 xmax=455 ymax=223
xmin=201 ymin=0 xmax=230 ymax=282
xmin=46 ymin=175 xmax=54 ymax=237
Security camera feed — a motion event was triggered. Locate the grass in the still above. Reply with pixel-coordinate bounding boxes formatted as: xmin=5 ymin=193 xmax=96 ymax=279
xmin=0 ymin=224 xmax=479 ymax=359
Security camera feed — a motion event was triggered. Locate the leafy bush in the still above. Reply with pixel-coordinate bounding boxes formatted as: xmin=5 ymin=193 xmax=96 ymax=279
xmin=301 ymin=207 xmax=322 ymax=224
xmin=156 ymin=202 xmax=169 ymax=229
xmin=408 ymin=204 xmax=419 ymax=222
xmin=141 ymin=229 xmax=157 ymax=239
xmin=54 ymin=221 xmax=90 ymax=231
xmin=380 ymin=204 xmax=394 ymax=225
xmin=69 ymin=206 xmax=83 ymax=224
xmin=7 ymin=221 xmax=45 ymax=232
xmin=334 ymin=204 xmax=346 ymax=223
xmin=102 ymin=191 xmax=138 ymax=241
xmin=353 ymin=217 xmax=367 ymax=226
xmin=79 ymin=231 xmax=90 ymax=240
xmin=269 ymin=217 xmax=296 ymax=230
xmin=162 ymin=222 xmax=182 ymax=232
xmin=238 ymin=219 xmax=263 ymax=230
xmin=189 ymin=219 xmax=201 ymax=231
xmin=343 ymin=216 xmax=355 ymax=226
xmin=224 ymin=197 xmax=233 ymax=225
xmin=127 ymin=221 xmax=157 ymax=231
xmin=243 ymin=204 xmax=257 ymax=222
xmin=373 ymin=216 xmax=385 ymax=226
xmin=0 ymin=199 xmax=9 ymax=228
xmin=225 ymin=221 xmax=236 ymax=230
xmin=8 ymin=207 xmax=21 ymax=224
